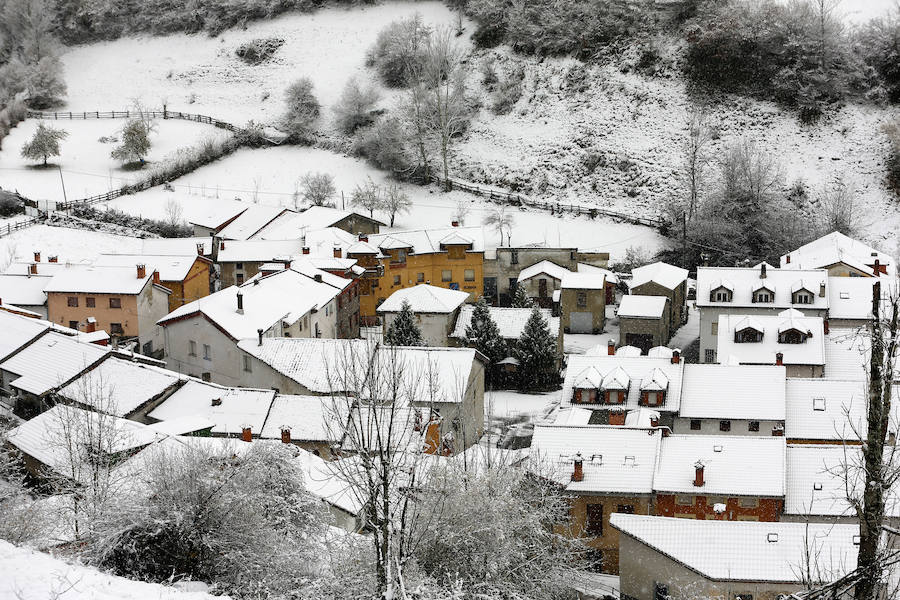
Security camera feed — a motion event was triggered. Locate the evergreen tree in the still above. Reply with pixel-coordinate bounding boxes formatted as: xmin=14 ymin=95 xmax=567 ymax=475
xmin=514 ymin=305 xmax=558 ymax=391
xmin=20 ymin=121 xmax=67 ymax=165
xmin=384 ymin=299 xmax=425 ymax=346
xmin=512 ymin=284 xmax=533 ymax=308
xmin=465 ymin=297 xmax=506 ymax=385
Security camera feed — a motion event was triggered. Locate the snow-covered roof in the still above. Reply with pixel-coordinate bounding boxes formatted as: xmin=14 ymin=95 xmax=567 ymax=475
xmin=618 ymin=295 xmax=668 ymax=319
xmin=439 ymin=231 xmax=475 ymax=247
xmin=625 ymin=407 xmax=660 ymax=427
xmin=823 ymin=329 xmax=875 ymax=380
xmin=301 ymin=205 xmax=384 ymax=229
xmin=716 ymin=313 xmax=825 ymax=367
xmin=616 ymin=345 xmax=643 ymax=357
xmin=517 ymin=260 xmax=572 ymax=283
xmin=785 ymin=444 xmax=900 ymax=518
xmin=530 ymin=425 xmax=663 ymax=494
xmin=679 ymin=364 xmax=786 ymax=420
xmin=368 ymin=226 xmax=484 ymax=255
xmin=141 ymin=236 xmax=212 ymax=256
xmin=260 ymin=395 xmax=340 ymax=442
xmin=653 ymin=435 xmax=785 ymax=497
xmin=577 ymin=263 xmax=618 ymax=284
xmin=647 ymin=346 xmax=673 ymax=358
xmin=0 ymin=539 xmax=227 ymax=600
xmin=217 ymin=205 xmax=287 ymax=240
xmin=293 ymin=449 xmax=364 ymax=516
xmin=827 ymin=276 xmax=876 ymax=321
xmin=572 ymin=366 xmax=605 ymax=389
xmin=628 ymin=262 xmax=688 ymax=291
xmin=602 ymin=366 xmax=631 ymax=389
xmin=188 ymin=203 xmax=248 ymax=229
xmin=236 ymin=338 xmax=375 ymax=394
xmin=0 ymin=310 xmax=52 ymax=361
xmin=5 ymin=404 xmax=163 ymax=479
xmin=560 ymin=355 xmax=684 ymax=412
xmin=159 ymin=267 xmax=342 ymax=340
xmin=146 ymin=415 xmax=216 ymax=436
xmin=42 ymin=265 xmax=155 ymax=295
xmin=561 ymin=270 xmax=605 ymax=290
xmin=3 ymin=261 xmax=87 ymax=276
xmin=216 ymin=239 xmax=304 ymax=262
xmin=0 ymin=274 xmax=50 ymax=306
xmin=697 ymin=266 xmax=829 ymax=309
xmin=56 ymin=357 xmax=182 ymax=417
xmin=94 ymin=253 xmax=205 ymax=281
xmin=553 ymin=406 xmax=594 ymax=425
xmin=781 ymin=231 xmax=892 ymax=276
xmin=783 ymin=378 xmax=897 ymax=441
xmin=376 ymin=283 xmax=469 ymax=314
xmin=147 ymin=379 xmax=276 ymax=435
xmin=346 ymin=241 xmax=379 ymax=254
xmin=640 ymin=368 xmax=670 ymax=392
xmin=610 ymin=514 xmax=861 ymax=584
xmin=450 ymin=305 xmax=559 ymax=340
xmin=387 ymin=346 xmax=480 ymax=404
xmin=0 ymin=332 xmax=109 ymax=396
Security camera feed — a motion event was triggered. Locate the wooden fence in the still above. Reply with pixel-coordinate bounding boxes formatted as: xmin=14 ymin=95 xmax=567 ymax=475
xmin=0 ymin=215 xmax=45 ymax=238
xmin=430 ymin=175 xmax=664 ymax=229
xmin=26 ymin=108 xmax=240 ymax=132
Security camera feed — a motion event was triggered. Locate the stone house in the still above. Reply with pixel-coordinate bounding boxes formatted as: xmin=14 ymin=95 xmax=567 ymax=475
xmin=515 ymin=260 xmax=570 ymax=308
xmin=377 ymin=284 xmax=470 ymax=347
xmin=489 ymin=246 xmax=610 ymax=306
xmin=617 ymin=295 xmax=670 ymax=353
xmin=215 ymin=239 xmax=304 ymax=287
xmin=559 ymin=270 xmax=606 ymax=334
xmin=627 ymin=262 xmax=688 ymax=336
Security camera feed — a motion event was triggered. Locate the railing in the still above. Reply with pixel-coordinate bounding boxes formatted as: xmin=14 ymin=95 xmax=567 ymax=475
xmin=0 ymin=215 xmax=46 ymax=238
xmin=26 ymin=108 xmax=240 ymax=132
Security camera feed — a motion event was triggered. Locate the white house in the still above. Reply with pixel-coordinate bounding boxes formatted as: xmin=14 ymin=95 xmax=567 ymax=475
xmin=377 ymin=283 xmax=470 ymax=346
xmin=781 ymin=231 xmax=893 ymax=277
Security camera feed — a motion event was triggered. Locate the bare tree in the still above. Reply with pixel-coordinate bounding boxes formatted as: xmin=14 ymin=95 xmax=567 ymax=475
xmin=453 ymin=199 xmax=470 ymax=225
xmin=483 ymin=205 xmax=515 ymax=246
xmin=382 ymin=182 xmax=411 ymax=227
xmin=333 ymin=77 xmax=382 ymax=135
xmin=682 ymin=108 xmax=712 ymax=221
xmin=301 ymin=172 xmax=337 ymax=207
xmin=352 ymin=177 xmax=384 ymax=219
xmin=164 ymin=198 xmax=183 ymax=227
xmin=818 ymin=177 xmax=859 ymax=237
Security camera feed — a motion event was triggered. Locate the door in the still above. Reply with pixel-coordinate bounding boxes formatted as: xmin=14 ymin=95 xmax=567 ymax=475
xmin=625 ymin=333 xmax=654 ymax=354
xmin=538 ymin=278 xmax=548 ymax=298
xmin=570 ymin=311 xmax=593 ymax=334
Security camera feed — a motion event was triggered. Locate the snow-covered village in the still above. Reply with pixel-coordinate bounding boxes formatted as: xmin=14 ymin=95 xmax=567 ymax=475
xmin=1 ymin=0 xmax=900 ymax=598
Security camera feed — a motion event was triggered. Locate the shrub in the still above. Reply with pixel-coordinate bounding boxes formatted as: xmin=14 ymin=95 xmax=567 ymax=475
xmin=281 ymin=77 xmax=320 ymax=142
xmin=71 ymin=205 xmax=193 ymax=238
xmin=235 ymin=37 xmax=285 ymax=64
xmin=111 ymin=119 xmax=153 ymax=165
xmin=333 ymin=78 xmax=381 ymax=134
xmin=0 ymin=191 xmax=23 ymax=217
xmin=352 ymin=116 xmax=412 ymax=176
xmin=367 ymin=15 xmax=431 ymax=87
xmin=492 ymin=68 xmax=525 ymax=115
xmin=235 ymin=120 xmax=267 ymax=147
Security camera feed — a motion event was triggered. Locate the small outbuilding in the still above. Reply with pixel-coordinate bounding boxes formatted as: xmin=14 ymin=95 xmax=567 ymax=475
xmin=617 ymin=295 xmax=671 ymax=354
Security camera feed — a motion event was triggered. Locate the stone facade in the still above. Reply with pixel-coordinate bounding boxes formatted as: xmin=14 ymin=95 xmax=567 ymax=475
xmin=655 ymin=493 xmax=782 ymax=521
xmin=629 ymin=280 xmax=685 ymax=336
xmin=618 ymin=311 xmax=671 ymax=354
xmin=490 ymin=247 xmax=609 ymax=305
xmin=560 ymin=286 xmax=606 ymax=334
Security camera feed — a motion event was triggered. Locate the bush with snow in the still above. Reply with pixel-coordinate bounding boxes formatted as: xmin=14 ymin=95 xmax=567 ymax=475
xmin=281 ymin=77 xmax=321 ymax=142
xmin=333 ymin=77 xmax=382 ymax=135
xmin=367 ymin=15 xmax=431 ymax=88
xmin=235 ymin=37 xmax=284 ymax=65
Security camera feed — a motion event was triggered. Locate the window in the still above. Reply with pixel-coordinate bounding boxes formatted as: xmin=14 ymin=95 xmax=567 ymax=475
xmin=690 ymin=419 xmax=701 ymax=431
xmin=754 ymin=290 xmax=772 ymax=303
xmin=201 ymin=372 xmax=211 ymax=382
xmin=464 ymin=269 xmax=475 ymax=282
xmin=719 ymin=420 xmax=732 ymax=432
xmin=510 ymin=250 xmax=519 ymax=265
xmin=203 ymin=344 xmax=211 ymax=360
xmin=110 ymin=322 xmax=124 ymax=335
xmin=68 ymin=320 xmax=79 ymax=330
xmin=67 ymin=296 xmax=78 ymax=307
xmin=393 ymin=275 xmax=401 ymax=286
xmin=577 ymin=290 xmax=587 ymax=308
xmin=236 ymin=273 xmax=244 ymax=285
xmin=243 ymin=355 xmax=252 ymax=372
xmin=585 ymin=503 xmax=603 ymax=536
xmin=442 ymin=270 xmax=452 ymax=282
xmin=794 ymin=292 xmax=812 ymax=304
xmin=235 ymin=262 xmax=244 ymax=270
xmin=749 ymin=421 xmax=760 ymax=432
xmin=711 ymin=322 xmax=718 ymax=335
xmin=739 ymin=497 xmax=758 ymax=508
xmin=109 ymin=297 xmax=121 ymax=309
xmin=712 ymin=289 xmax=730 ymax=302
xmin=779 ymin=329 xmax=807 ymax=344
xmin=86 ymin=297 xmax=96 ymax=308
xmin=189 ymin=340 xmax=197 ymax=356
xmin=813 ymin=397 xmax=826 ymax=411
xmin=417 ymin=272 xmax=424 ymax=283
xmin=396 ymin=249 xmax=407 ymax=263
xmin=704 ymin=349 xmax=716 ymax=363
xmin=675 ymin=495 xmax=693 ymax=506
xmin=735 ymin=328 xmax=763 ymax=343
xmin=616 ymin=504 xmax=635 ymax=514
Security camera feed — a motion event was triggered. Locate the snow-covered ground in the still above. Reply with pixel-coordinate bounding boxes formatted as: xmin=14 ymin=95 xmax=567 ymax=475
xmin=102 ymin=146 xmax=667 ymax=259
xmin=0 ymin=225 xmax=144 ymax=269
xmin=59 ymin=1 xmax=463 ymax=125
xmin=486 ymin=390 xmax=557 ymax=421
xmin=0 ymin=119 xmax=230 ymax=201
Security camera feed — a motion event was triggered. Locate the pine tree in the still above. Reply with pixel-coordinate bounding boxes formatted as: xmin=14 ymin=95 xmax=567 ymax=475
xmin=465 ymin=297 xmax=506 ymax=385
xmin=384 ymin=299 xmax=425 ymax=346
xmin=515 ymin=305 xmax=558 ymax=391
xmin=20 ymin=121 xmax=67 ymax=165
xmin=512 ymin=284 xmax=533 ymax=308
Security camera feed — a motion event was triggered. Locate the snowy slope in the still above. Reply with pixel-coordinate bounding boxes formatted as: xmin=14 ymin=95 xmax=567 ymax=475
xmin=0 ymin=540 xmax=228 ymax=600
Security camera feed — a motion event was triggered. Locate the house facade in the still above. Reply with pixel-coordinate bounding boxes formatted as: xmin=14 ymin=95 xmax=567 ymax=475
xmin=489 ymin=246 xmax=610 ymax=306
xmin=617 ymin=295 xmax=671 ymax=353
xmin=715 ymin=310 xmax=826 ymax=377
xmin=377 ymin=284 xmax=469 ymax=347
xmin=628 ymin=262 xmax=688 ymax=337
xmin=560 ymin=271 xmax=606 ymax=334
xmin=94 ymin=253 xmax=212 ymax=312
xmin=780 ymin=231 xmax=893 ymax=277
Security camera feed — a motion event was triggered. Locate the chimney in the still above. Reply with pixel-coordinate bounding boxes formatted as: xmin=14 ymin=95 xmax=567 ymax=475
xmin=760 ymin=263 xmax=767 ymax=279
xmin=314 ymin=274 xmax=322 ymax=283
xmin=819 ymin=282 xmax=826 ymax=297
xmin=236 ymin=292 xmax=244 ymax=314
xmin=211 ymin=397 xmax=223 ymax=406
xmin=33 ymin=251 xmax=40 ymax=262
xmin=694 ymin=461 xmax=705 ymax=487
xmin=333 ymin=245 xmax=342 ymax=259
xmin=241 ymin=426 xmax=252 ymax=442
xmin=650 ymin=415 xmax=659 ymax=427
xmin=451 ymin=220 xmax=459 ymax=227
xmin=302 ymin=246 xmax=310 ymax=255
xmin=152 ymin=270 xmax=160 ymax=284
xmin=671 ymin=349 xmax=681 ymax=364
xmin=772 ymin=424 xmax=784 ymax=437
xmin=136 ymin=264 xmax=146 ymax=279
xmin=786 ymin=254 xmax=791 ymax=264
xmin=358 ymin=232 xmax=368 ymax=242
xmin=775 ymin=352 xmax=784 ymax=366
xmin=823 ymin=319 xmax=830 ymax=335
xmin=29 ymin=263 xmax=37 ymax=275
xmin=196 ymin=243 xmax=204 ymax=255
xmin=86 ymin=317 xmax=96 ymax=333
xmin=48 ymin=255 xmax=58 ymax=263
xmin=220 ymin=241 xmax=225 ymax=251
xmin=874 ymin=259 xmax=881 ymax=276
xmin=607 ymin=340 xmax=616 ymax=356
xmin=609 ymin=411 xmax=625 ymax=426
xmin=280 ymin=426 xmax=291 ymax=444
xmin=257 ymin=328 xmax=263 ymax=346
xmin=571 ymin=452 xmax=584 ymax=482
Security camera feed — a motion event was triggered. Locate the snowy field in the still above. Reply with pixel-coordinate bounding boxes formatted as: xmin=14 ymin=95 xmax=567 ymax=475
xmin=102 ymin=146 xmax=667 ymax=259
xmin=0 ymin=225 xmax=144 ymax=268
xmin=59 ymin=1 xmax=463 ymax=126
xmin=0 ymin=118 xmax=230 ymax=201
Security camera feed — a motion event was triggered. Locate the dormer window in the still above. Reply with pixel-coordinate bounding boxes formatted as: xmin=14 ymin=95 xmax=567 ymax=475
xmin=778 ymin=328 xmax=808 ymax=344
xmin=710 ymin=287 xmax=732 ymax=303
xmin=794 ymin=291 xmax=813 ymax=304
xmin=752 ymin=287 xmax=774 ymax=303
xmin=735 ymin=327 xmax=763 ymax=343
xmin=573 ymin=388 xmax=599 ymax=404
xmin=605 ymin=389 xmax=626 ymax=404
xmin=642 ymin=390 xmax=665 ymax=406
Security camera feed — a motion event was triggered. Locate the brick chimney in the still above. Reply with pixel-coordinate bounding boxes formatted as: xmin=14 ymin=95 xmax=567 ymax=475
xmin=571 ymin=452 xmax=584 ymax=482
xmin=257 ymin=328 xmax=263 ymax=346
xmin=786 ymin=254 xmax=791 ymax=264
xmin=609 ymin=411 xmax=625 ymax=426
xmin=760 ymin=263 xmax=767 ymax=279
xmin=220 ymin=241 xmax=225 ymax=251
xmin=236 ymin=292 xmax=244 ymax=314
xmin=650 ymin=415 xmax=659 ymax=427
xmin=196 ymin=243 xmax=204 ymax=255
xmin=333 ymin=245 xmax=342 ymax=258
xmin=693 ymin=461 xmax=705 ymax=487
xmin=775 ymin=352 xmax=784 ymax=366
xmin=48 ymin=255 xmax=58 ymax=263
xmin=136 ymin=264 xmax=146 ymax=279
xmin=241 ymin=426 xmax=252 ymax=442
xmin=86 ymin=317 xmax=96 ymax=333
xmin=29 ymin=263 xmax=37 ymax=275
xmin=302 ymin=246 xmax=310 ymax=255
xmin=607 ymin=339 xmax=616 ymax=356
xmin=823 ymin=319 xmax=829 ymax=335
xmin=671 ymin=349 xmax=681 ymax=364
xmin=33 ymin=251 xmax=40 ymax=262
xmin=280 ymin=426 xmax=291 ymax=444
xmin=152 ymin=270 xmax=160 ymax=284
xmin=772 ymin=424 xmax=784 ymax=437
xmin=819 ymin=282 xmax=826 ymax=297
xmin=358 ymin=233 xmax=368 ymax=242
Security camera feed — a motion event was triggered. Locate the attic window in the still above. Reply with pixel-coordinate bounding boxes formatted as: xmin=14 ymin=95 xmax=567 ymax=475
xmin=590 ymin=454 xmax=603 ymax=464
xmin=713 ymin=445 xmax=724 ymax=453
xmin=813 ymin=398 xmax=826 ymax=411
xmin=767 ymin=533 xmax=779 ymax=543
xmin=623 ymin=456 xmax=635 ymax=467
xmin=813 ymin=482 xmax=823 ymax=491
xmin=839 ymin=291 xmax=850 ymax=300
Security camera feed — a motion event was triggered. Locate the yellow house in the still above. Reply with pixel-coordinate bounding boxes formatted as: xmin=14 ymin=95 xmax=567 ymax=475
xmin=93 ymin=253 xmax=212 ymax=312
xmin=348 ymin=227 xmax=484 ymax=325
